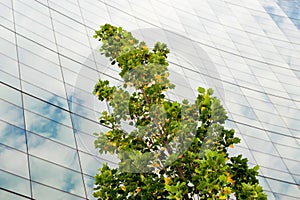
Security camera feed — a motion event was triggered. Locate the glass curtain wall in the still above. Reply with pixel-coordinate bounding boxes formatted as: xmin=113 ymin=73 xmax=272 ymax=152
xmin=0 ymin=0 xmax=299 ymax=199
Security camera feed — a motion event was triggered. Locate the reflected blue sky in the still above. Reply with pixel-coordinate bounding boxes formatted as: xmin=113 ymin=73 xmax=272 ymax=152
xmin=62 ymin=172 xmax=77 ymax=194
xmin=0 ymin=121 xmax=26 ymax=151
xmin=277 ymin=0 xmax=300 ymax=29
xmin=0 ymin=91 xmax=89 ymax=198
xmin=27 ymin=96 xmax=66 ymax=137
xmin=29 ymin=118 xmax=59 ymax=139
xmin=264 ymin=0 xmax=300 ymax=29
xmin=0 ymin=169 xmax=31 ymax=198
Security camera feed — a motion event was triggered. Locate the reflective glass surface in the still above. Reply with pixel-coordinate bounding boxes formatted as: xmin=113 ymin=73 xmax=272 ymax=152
xmin=29 ymin=156 xmax=85 ymax=197
xmin=0 ymin=169 xmax=31 ymax=198
xmin=0 ymin=0 xmax=299 ymax=199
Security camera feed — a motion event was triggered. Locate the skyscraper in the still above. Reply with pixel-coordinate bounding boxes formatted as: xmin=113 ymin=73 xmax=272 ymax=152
xmin=0 ymin=0 xmax=299 ymax=199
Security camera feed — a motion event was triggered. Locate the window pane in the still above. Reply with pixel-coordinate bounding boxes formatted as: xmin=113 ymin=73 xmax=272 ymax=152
xmin=24 ymin=110 xmax=75 ymax=147
xmin=0 ymin=2 xmax=14 ymax=29
xmin=0 ymin=144 xmax=29 ymax=178
xmin=0 ymin=99 xmax=24 ymax=128
xmin=275 ymin=144 xmax=300 ymax=162
xmin=65 ymin=83 xmax=106 ymax=114
xmin=27 ymin=132 xmax=80 ymax=171
xmin=84 ymin=175 xmax=96 ymax=200
xmin=14 ymin=0 xmax=52 ymax=29
xmin=0 ymin=83 xmax=22 ymax=106
xmin=0 ymin=52 xmax=18 ymax=79
xmin=79 ymin=151 xmax=102 ymax=176
xmin=32 ymin=182 xmax=85 ymax=200
xmin=71 ymin=114 xmax=102 ymax=135
xmin=267 ymin=178 xmax=300 ymax=197
xmin=18 ymin=47 xmax=62 ymax=80
xmin=23 ymin=94 xmax=72 ymax=127
xmin=0 ymin=189 xmax=29 ymax=200
xmin=244 ymin=136 xmax=278 ymax=156
xmin=284 ymin=159 xmax=300 ymax=175
xmin=0 ymin=170 xmax=31 ymax=197
xmin=76 ymin=132 xmax=97 ymax=154
xmin=0 ymin=25 xmax=15 ymax=45
xmin=20 ymin=64 xmax=66 ymax=99
xmin=16 ymin=35 xmax=59 ymax=64
xmin=251 ymin=151 xmax=287 ymax=171
xmin=260 ymin=167 xmax=295 ymax=184
xmin=22 ymin=81 xmax=69 ymax=110
xmin=29 ymin=156 xmax=85 ymax=197
xmin=0 ymin=36 xmax=17 ymax=60
xmin=0 ymin=121 xmax=26 ymax=151
xmin=0 ymin=70 xmax=20 ymax=89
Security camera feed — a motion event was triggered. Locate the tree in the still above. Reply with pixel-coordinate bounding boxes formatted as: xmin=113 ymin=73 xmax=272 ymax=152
xmin=92 ymin=24 xmax=267 ymax=200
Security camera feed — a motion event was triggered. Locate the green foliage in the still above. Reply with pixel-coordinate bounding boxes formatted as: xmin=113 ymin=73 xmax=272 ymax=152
xmin=93 ymin=24 xmax=267 ymax=200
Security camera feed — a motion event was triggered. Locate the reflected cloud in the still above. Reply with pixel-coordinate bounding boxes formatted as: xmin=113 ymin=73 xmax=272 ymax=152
xmin=0 ymin=145 xmax=29 ymax=178
xmin=29 ymin=156 xmax=85 ymax=198
xmin=24 ymin=94 xmax=71 ymax=127
xmin=0 ymin=169 xmax=31 ymax=198
xmin=0 ymin=121 xmax=26 ymax=151
xmin=25 ymin=110 xmax=75 ymax=147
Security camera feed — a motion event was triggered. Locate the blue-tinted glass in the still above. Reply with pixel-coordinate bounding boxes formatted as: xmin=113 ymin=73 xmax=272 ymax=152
xmin=0 ymin=170 xmax=31 ymax=197
xmin=23 ymin=94 xmax=72 ymax=127
xmin=0 ymin=120 xmax=26 ymax=151
xmin=24 ymin=110 xmax=76 ymax=147
xmin=29 ymin=156 xmax=85 ymax=197
xmin=0 ymin=0 xmax=299 ymax=199
xmin=84 ymin=175 xmax=97 ymax=200
xmin=276 ymin=0 xmax=300 ymax=29
xmin=22 ymin=81 xmax=69 ymax=110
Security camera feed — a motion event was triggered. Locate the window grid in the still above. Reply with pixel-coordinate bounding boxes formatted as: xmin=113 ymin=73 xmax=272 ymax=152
xmin=1 ymin=0 xmax=300 ymax=199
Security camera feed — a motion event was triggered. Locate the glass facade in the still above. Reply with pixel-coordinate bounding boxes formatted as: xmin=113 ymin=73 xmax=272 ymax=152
xmin=0 ymin=0 xmax=299 ymax=199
